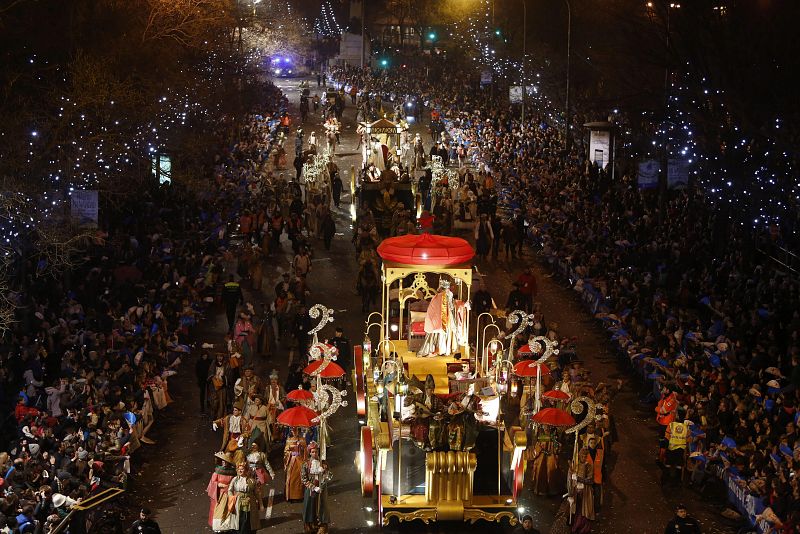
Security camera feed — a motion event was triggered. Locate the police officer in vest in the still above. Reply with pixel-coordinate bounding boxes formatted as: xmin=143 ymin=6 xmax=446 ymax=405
xmin=663 ymin=408 xmax=690 ymax=486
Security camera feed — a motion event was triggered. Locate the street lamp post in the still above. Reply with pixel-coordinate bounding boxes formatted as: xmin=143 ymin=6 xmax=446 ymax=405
xmin=564 ymin=0 xmax=572 ymax=149
xmin=361 ymin=0 xmax=366 ymax=69
xmin=521 ymin=0 xmax=527 ymax=124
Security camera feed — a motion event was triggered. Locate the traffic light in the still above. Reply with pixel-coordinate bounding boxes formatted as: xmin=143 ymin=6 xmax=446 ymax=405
xmin=428 ymin=32 xmax=436 ymax=41
xmin=494 ymin=28 xmax=501 ymax=36
xmin=380 ymin=58 xmax=389 ymax=68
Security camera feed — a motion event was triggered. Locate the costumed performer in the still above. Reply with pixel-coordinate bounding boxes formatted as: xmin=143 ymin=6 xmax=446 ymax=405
xmin=284 ymin=426 xmax=307 ymax=502
xmin=301 ymin=442 xmax=332 ymax=534
xmin=208 ymin=451 xmax=236 ymax=531
xmin=227 ymin=462 xmax=261 ymax=533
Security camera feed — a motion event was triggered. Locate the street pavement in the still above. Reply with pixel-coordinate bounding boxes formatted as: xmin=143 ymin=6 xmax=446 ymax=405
xmin=130 ymin=75 xmax=738 ymax=534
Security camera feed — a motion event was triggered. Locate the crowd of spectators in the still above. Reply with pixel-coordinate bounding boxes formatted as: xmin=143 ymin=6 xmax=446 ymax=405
xmin=0 ymin=80 xmax=304 ymax=533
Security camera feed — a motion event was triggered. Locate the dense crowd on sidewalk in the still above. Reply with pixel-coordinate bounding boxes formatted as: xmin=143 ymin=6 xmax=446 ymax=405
xmin=0 ymin=78 xmax=341 ymax=533
xmin=331 ymin=57 xmax=800 ymax=532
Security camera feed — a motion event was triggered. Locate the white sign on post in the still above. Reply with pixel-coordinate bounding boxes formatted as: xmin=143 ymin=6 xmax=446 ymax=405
xmin=589 ymin=130 xmax=611 ymax=169
xmin=71 ymin=190 xmax=99 ymax=228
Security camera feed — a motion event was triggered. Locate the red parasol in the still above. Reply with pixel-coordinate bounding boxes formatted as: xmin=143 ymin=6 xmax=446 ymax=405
xmin=513 ymin=360 xmax=550 ymax=377
xmin=377 ymin=233 xmax=475 ymax=265
xmin=286 ymin=388 xmax=315 ymax=401
xmin=530 ymin=407 xmax=575 ymax=427
xmin=542 ymin=389 xmax=571 ymax=401
xmin=277 ymin=405 xmax=319 ymax=427
xmin=517 ymin=344 xmax=535 ymax=355
xmin=304 ymin=359 xmax=346 ymax=379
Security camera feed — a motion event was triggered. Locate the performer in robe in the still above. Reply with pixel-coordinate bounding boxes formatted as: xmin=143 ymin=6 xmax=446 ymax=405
xmin=226 ymin=462 xmax=261 ymax=533
xmin=419 ymin=279 xmax=459 ymax=357
xmin=365 ymin=162 xmax=381 ymax=183
xmin=234 ymin=365 xmax=263 ymax=413
xmin=283 ymin=427 xmax=307 ymax=502
xmin=301 ymin=442 xmax=332 ymax=534
xmin=247 ymin=441 xmax=275 ymax=509
xmin=403 ymin=375 xmax=446 ymax=451
xmin=369 ymin=138 xmax=386 ymax=172
xmin=528 ymin=428 xmax=562 ymax=496
xmin=245 ymin=393 xmax=269 ymax=452
xmin=208 ymin=451 xmax=236 ymax=531
xmin=213 ymin=403 xmax=249 ymax=457
xmin=208 ymin=353 xmax=230 ymax=420
xmin=266 ymin=370 xmax=286 ymax=444
xmin=446 ymin=383 xmax=482 ymax=451
xmin=570 ymin=438 xmax=602 ymax=521
xmin=413 ymin=134 xmax=426 ymax=171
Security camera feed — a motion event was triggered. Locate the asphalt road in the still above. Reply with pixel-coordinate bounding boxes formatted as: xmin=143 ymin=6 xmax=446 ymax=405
xmin=130 ymin=74 xmax=740 ymax=534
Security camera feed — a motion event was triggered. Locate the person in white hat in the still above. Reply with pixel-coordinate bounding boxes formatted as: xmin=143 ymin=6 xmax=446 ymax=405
xmin=51 ymin=493 xmax=77 ymax=513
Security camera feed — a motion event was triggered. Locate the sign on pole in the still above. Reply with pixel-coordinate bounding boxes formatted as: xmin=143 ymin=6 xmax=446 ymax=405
xmin=480 ymin=70 xmax=492 ymax=85
xmin=589 ymin=130 xmax=611 ymax=169
xmin=509 ymin=86 xmax=523 ymax=104
xmin=637 ymin=159 xmax=660 ymax=189
xmin=70 ymin=190 xmax=99 ymax=228
xmin=667 ymin=158 xmax=689 ymax=189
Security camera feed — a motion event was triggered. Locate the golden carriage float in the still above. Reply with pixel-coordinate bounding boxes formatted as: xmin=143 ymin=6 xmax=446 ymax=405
xmin=353 ymin=233 xmax=528 ymax=527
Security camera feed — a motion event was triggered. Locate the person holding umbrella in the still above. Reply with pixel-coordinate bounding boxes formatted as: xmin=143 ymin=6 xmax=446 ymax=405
xmin=301 ymin=441 xmax=332 ymax=534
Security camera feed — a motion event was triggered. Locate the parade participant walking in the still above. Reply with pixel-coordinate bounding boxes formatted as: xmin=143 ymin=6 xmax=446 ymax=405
xmin=234 ymin=312 xmax=257 ymax=365
xmin=663 ymin=504 xmax=701 ymax=534
xmin=301 ymin=442 xmax=332 ymax=534
xmin=329 ymin=327 xmax=350 ymax=377
xmin=284 ymin=427 xmax=308 ymax=502
xmin=208 ymin=452 xmax=237 ymax=531
xmin=245 ymin=393 xmax=270 ymax=451
xmin=321 ymin=211 xmax=336 ymax=251
xmin=266 ymin=370 xmax=286 ymax=442
xmin=234 ymin=365 xmax=264 ymax=410
xmin=227 ymin=462 xmax=260 ymax=534
xmin=213 ymin=403 xmax=249 ymax=455
xmin=293 ymin=246 xmax=312 ymax=278
xmin=196 ymin=352 xmax=212 ymax=414
xmin=474 ymin=213 xmax=494 ymax=261
xmin=331 ymin=170 xmax=343 ymax=208
xmin=208 ymin=353 xmax=231 ymax=420
xmin=223 ymin=275 xmax=243 ymax=332
xmin=246 ymin=442 xmax=275 ymax=486
xmin=129 ymin=508 xmax=161 ymax=534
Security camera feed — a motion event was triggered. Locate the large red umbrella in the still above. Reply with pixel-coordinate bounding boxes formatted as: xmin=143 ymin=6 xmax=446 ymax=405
xmin=513 ymin=360 xmax=550 ymax=377
xmin=287 ymin=388 xmax=315 ymax=401
xmin=530 ymin=407 xmax=575 ymax=427
xmin=304 ymin=359 xmax=346 ymax=379
xmin=543 ymin=389 xmax=571 ymax=401
xmin=517 ymin=344 xmax=535 ymax=356
xmin=277 ymin=405 xmax=319 ymax=428
xmin=377 ymin=233 xmax=475 ymax=265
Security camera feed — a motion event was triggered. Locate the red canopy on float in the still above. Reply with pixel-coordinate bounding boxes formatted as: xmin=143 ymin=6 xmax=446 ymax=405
xmin=377 ymin=233 xmax=475 ymax=266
